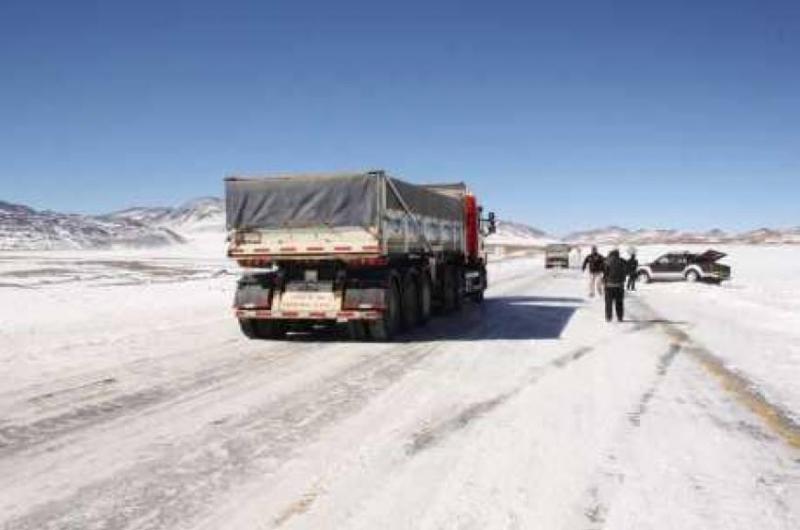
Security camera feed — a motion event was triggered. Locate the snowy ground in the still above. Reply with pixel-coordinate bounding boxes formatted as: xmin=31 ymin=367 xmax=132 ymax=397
xmin=0 ymin=244 xmax=798 ymax=529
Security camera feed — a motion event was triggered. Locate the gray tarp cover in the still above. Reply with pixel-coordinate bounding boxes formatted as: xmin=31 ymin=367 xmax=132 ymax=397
xmin=226 ymin=174 xmax=379 ymax=230
xmin=226 ymin=172 xmax=464 ymax=230
xmin=387 ymin=179 xmax=463 ymax=222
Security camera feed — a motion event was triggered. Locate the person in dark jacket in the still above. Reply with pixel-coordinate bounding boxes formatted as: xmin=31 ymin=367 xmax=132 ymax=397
xmin=626 ymin=250 xmax=639 ymax=291
xmin=603 ymin=249 xmax=628 ymax=322
xmin=582 ymin=246 xmax=606 ymax=297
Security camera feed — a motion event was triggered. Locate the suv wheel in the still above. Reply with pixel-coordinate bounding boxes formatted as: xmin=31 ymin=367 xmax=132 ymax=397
xmin=685 ymin=270 xmax=700 ymax=283
xmin=637 ymin=271 xmax=651 ymax=284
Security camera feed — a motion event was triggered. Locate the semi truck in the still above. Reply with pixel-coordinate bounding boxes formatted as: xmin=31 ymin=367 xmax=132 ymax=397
xmin=226 ymin=170 xmax=495 ymax=340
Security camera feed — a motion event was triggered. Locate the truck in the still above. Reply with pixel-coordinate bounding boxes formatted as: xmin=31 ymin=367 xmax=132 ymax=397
xmin=226 ymin=170 xmax=496 ymax=341
xmin=544 ymin=243 xmax=572 ymax=269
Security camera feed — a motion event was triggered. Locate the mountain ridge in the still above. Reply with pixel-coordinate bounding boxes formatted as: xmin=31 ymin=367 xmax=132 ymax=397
xmin=3 ymin=197 xmax=798 ymax=250
xmin=564 ymin=225 xmax=800 ymax=245
xmin=0 ymin=200 xmax=186 ymax=251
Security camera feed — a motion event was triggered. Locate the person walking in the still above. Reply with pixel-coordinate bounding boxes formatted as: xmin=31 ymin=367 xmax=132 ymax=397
xmin=582 ymin=246 xmax=605 ymax=297
xmin=627 ymin=250 xmax=639 ymax=291
xmin=603 ymin=249 xmax=628 ymax=322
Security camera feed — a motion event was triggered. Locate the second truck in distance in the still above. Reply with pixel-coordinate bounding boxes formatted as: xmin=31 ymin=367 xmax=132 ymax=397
xmin=227 ymin=170 xmax=495 ymax=340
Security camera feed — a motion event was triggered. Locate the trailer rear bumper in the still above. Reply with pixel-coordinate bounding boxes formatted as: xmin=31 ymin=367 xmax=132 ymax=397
xmin=236 ymin=308 xmax=383 ymax=322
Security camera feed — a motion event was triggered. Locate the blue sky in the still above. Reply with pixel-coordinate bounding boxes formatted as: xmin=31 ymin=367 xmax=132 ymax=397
xmin=1 ymin=0 xmax=797 ymax=234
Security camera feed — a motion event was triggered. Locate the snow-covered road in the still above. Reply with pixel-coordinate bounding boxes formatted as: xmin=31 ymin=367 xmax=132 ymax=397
xmin=0 ymin=254 xmax=798 ymax=529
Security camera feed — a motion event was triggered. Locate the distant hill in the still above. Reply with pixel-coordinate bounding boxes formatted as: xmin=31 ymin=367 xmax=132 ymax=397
xmin=109 ymin=202 xmax=559 ymax=249
xmin=109 ymin=197 xmax=224 ymax=234
xmin=0 ymin=200 xmax=185 ymax=251
xmin=564 ymin=225 xmax=800 ymax=245
xmin=4 ymin=196 xmax=797 ymax=250
xmin=485 ymin=220 xmax=557 ymax=248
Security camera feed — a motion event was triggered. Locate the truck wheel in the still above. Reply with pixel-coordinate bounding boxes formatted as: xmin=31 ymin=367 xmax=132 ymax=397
xmin=401 ymin=274 xmax=419 ymax=330
xmin=471 ymin=267 xmax=487 ymax=304
xmin=442 ymin=267 xmax=457 ymax=313
xmin=418 ymin=273 xmax=432 ymax=324
xmin=346 ymin=321 xmax=368 ymax=341
xmin=685 ymin=270 xmax=700 ymax=283
xmin=452 ymin=267 xmax=464 ymax=310
xmin=239 ymin=319 xmax=286 ymax=340
xmin=368 ymin=280 xmax=401 ymax=341
xmin=637 ymin=271 xmax=651 ymax=284
xmin=239 ymin=318 xmax=259 ymax=339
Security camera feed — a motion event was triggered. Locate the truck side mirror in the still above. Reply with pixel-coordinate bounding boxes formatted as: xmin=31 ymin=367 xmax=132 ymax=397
xmin=488 ymin=212 xmax=497 ymax=234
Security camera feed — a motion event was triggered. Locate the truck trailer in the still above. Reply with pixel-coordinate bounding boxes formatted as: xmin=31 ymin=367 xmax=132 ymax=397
xmin=226 ymin=170 xmax=495 ymax=340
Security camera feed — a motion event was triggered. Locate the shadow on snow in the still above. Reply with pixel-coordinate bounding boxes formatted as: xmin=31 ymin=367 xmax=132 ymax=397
xmin=278 ymin=295 xmax=584 ymax=343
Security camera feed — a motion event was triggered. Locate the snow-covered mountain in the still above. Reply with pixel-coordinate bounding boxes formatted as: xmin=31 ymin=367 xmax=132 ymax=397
xmin=111 ymin=201 xmax=558 ymax=249
xmin=486 ymin=220 xmax=557 ymax=248
xmin=736 ymin=227 xmax=800 ymax=244
xmin=110 ymin=197 xmax=224 ymax=234
xmin=0 ymin=200 xmax=186 ymax=251
xmin=5 ymin=195 xmax=797 ymax=251
xmin=564 ymin=226 xmax=800 ymax=245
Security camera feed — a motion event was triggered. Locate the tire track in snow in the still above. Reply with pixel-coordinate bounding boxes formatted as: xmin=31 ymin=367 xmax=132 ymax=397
xmin=406 ymin=344 xmax=594 ymax=456
xmin=0 ymin=267 xmax=535 ymax=458
xmin=635 ymin=297 xmax=800 ymax=450
xmin=4 ymin=272 xmax=543 ymax=530
xmin=4 ymin=340 xmax=445 ymax=530
xmin=685 ymin=345 xmax=800 ymax=450
xmin=0 ymin=343 xmax=313 ymax=456
xmin=1 ymin=259 xmax=544 ymax=434
xmin=1 ymin=263 xmax=559 ymax=528
xmin=578 ymin=342 xmax=684 ymax=529
xmin=579 ymin=295 xmax=800 ymax=529
xmin=403 ymin=294 xmax=664 ymax=457
xmin=628 ymin=343 xmax=682 ymax=427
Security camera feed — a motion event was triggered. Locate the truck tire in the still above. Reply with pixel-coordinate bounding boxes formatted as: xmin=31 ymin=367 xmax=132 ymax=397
xmin=471 ymin=289 xmax=485 ymax=304
xmin=452 ymin=267 xmax=464 ymax=310
xmin=239 ymin=318 xmax=259 ymax=339
xmin=418 ymin=273 xmax=432 ymax=324
xmin=239 ymin=319 xmax=286 ymax=340
xmin=442 ymin=266 xmax=462 ymax=313
xmin=442 ymin=268 xmax=454 ymax=312
xmin=346 ymin=321 xmax=368 ymax=341
xmin=471 ymin=268 xmax=487 ymax=304
xmin=368 ymin=280 xmax=401 ymax=341
xmin=401 ymin=273 xmax=419 ymax=330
